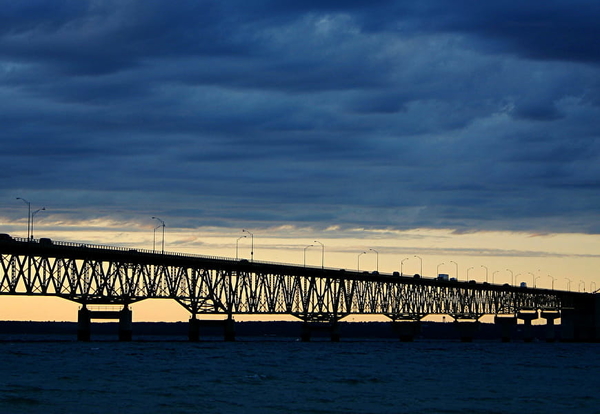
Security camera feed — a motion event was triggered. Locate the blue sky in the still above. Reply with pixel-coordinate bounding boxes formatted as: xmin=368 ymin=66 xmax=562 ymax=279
xmin=2 ymin=0 xmax=600 ymax=235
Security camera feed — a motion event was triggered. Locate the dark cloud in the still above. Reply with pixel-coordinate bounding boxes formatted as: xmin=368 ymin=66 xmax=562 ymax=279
xmin=1 ymin=0 xmax=600 ymax=234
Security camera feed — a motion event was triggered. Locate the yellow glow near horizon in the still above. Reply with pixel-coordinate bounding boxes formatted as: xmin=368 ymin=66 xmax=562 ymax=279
xmin=1 ymin=218 xmax=599 ymax=322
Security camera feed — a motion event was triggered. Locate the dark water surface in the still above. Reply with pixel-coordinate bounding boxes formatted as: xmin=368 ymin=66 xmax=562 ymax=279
xmin=1 ymin=338 xmax=598 ymax=414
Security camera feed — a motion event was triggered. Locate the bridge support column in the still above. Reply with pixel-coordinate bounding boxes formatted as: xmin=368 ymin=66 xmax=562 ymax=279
xmin=299 ymin=319 xmax=341 ymax=342
xmin=330 ymin=319 xmax=340 ymax=342
xmin=77 ymin=306 xmax=91 ymax=342
xmin=561 ymin=294 xmax=600 ymax=342
xmin=453 ymin=320 xmax=480 ymax=342
xmin=301 ymin=322 xmax=311 ymax=342
xmin=188 ymin=317 xmax=200 ymax=342
xmin=392 ymin=321 xmax=421 ymax=342
xmin=494 ymin=315 xmax=517 ymax=342
xmin=517 ymin=310 xmax=538 ymax=342
xmin=224 ymin=317 xmax=236 ymax=342
xmin=541 ymin=311 xmax=560 ymax=342
xmin=118 ymin=306 xmax=132 ymax=341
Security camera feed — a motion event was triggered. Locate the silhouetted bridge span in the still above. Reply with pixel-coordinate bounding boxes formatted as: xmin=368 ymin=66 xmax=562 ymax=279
xmin=1 ymin=235 xmax=598 ymax=342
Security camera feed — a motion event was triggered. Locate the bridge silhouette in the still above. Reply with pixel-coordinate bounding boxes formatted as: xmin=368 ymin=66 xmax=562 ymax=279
xmin=1 ymin=234 xmax=598 ymax=342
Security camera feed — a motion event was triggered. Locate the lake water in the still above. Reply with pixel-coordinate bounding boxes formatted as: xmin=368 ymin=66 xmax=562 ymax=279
xmin=1 ymin=337 xmax=598 ymax=414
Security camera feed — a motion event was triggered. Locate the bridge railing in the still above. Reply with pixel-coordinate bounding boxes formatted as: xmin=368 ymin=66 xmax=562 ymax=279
xmin=11 ymin=236 xmax=338 ymax=273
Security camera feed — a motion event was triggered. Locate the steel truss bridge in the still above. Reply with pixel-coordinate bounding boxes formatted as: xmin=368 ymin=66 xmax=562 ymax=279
xmin=0 ymin=235 xmax=596 ymax=341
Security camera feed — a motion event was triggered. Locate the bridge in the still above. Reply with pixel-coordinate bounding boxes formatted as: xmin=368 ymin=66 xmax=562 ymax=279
xmin=1 ymin=234 xmax=598 ymax=342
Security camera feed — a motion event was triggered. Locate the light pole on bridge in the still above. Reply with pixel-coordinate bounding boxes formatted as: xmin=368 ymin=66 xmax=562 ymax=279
xmin=450 ymin=260 xmax=458 ymax=281
xmin=506 ymin=269 xmax=514 ymax=286
xmin=369 ymin=248 xmax=379 ymax=272
xmin=152 ymin=217 xmax=165 ymax=254
xmin=314 ymin=240 xmax=324 ymax=269
xmin=16 ymin=197 xmax=31 ymax=240
xmin=236 ymin=236 xmax=246 ymax=260
xmin=547 ymin=274 xmax=556 ymax=290
xmin=414 ymin=255 xmax=422 ymax=277
xmin=31 ymin=207 xmax=46 ymax=240
xmin=304 ymin=244 xmax=313 ymax=267
xmin=492 ymin=271 xmax=499 ymax=284
xmin=437 ymin=262 xmax=445 ymax=276
xmin=481 ymin=265 xmax=488 ymax=283
xmin=466 ymin=266 xmax=474 ymax=280
xmin=401 ymin=257 xmax=409 ymax=276
xmin=358 ymin=251 xmax=366 ymax=272
xmin=242 ymin=229 xmax=254 ymax=262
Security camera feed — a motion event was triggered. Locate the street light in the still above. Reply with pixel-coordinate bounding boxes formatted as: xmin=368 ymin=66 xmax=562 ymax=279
xmin=400 ymin=257 xmax=409 ymax=276
xmin=414 ymin=255 xmax=423 ymax=277
xmin=242 ymin=229 xmax=254 ymax=262
xmin=236 ymin=236 xmax=246 ymax=260
xmin=314 ymin=240 xmax=324 ymax=269
xmin=565 ymin=277 xmax=572 ymax=291
xmin=152 ymin=224 xmax=162 ymax=252
xmin=369 ymin=248 xmax=379 ymax=272
xmin=579 ymin=280 xmax=585 ymax=292
xmin=506 ymin=269 xmax=514 ymax=286
xmin=358 ymin=251 xmax=366 ymax=272
xmin=481 ymin=265 xmax=488 ymax=283
xmin=31 ymin=207 xmax=46 ymax=240
xmin=304 ymin=244 xmax=313 ymax=267
xmin=152 ymin=217 xmax=165 ymax=254
xmin=467 ymin=266 xmax=474 ymax=281
xmin=450 ymin=260 xmax=458 ymax=281
xmin=492 ymin=271 xmax=499 ymax=284
xmin=437 ymin=262 xmax=445 ymax=276
xmin=547 ymin=275 xmax=556 ymax=290
xmin=16 ymin=197 xmax=31 ymax=240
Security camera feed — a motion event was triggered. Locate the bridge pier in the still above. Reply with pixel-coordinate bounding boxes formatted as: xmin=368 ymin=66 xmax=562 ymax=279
xmin=494 ymin=315 xmax=517 ymax=342
xmin=300 ymin=320 xmax=341 ymax=342
xmin=392 ymin=321 xmax=421 ymax=342
xmin=453 ymin=320 xmax=480 ymax=342
xmin=541 ymin=310 xmax=560 ymax=342
xmin=560 ymin=294 xmax=600 ymax=342
xmin=77 ymin=306 xmax=91 ymax=342
xmin=187 ymin=316 xmax=236 ymax=341
xmin=517 ymin=310 xmax=538 ymax=342
xmin=77 ymin=305 xmax=132 ymax=341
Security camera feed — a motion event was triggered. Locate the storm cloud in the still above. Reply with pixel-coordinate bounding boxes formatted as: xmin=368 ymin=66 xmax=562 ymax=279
xmin=2 ymin=0 xmax=600 ymax=234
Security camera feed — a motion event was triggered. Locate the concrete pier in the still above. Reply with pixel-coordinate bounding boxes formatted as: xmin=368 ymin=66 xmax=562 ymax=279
xmin=300 ymin=320 xmax=341 ymax=342
xmin=392 ymin=321 xmax=421 ymax=342
xmin=77 ymin=305 xmax=132 ymax=341
xmin=517 ymin=310 xmax=538 ymax=342
xmin=494 ymin=315 xmax=517 ymax=342
xmin=453 ymin=320 xmax=480 ymax=342
xmin=541 ymin=310 xmax=560 ymax=342
xmin=187 ymin=317 xmax=236 ymax=341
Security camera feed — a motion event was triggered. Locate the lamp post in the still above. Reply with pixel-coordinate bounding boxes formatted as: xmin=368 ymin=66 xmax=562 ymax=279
xmin=591 ymin=281 xmax=597 ymax=293
xmin=414 ymin=255 xmax=423 ymax=277
xmin=314 ymin=240 xmax=324 ymax=269
xmin=492 ymin=271 xmax=499 ymax=284
xmin=467 ymin=266 xmax=474 ymax=281
xmin=304 ymin=244 xmax=313 ymax=267
xmin=236 ymin=236 xmax=246 ymax=260
xmin=450 ymin=260 xmax=458 ymax=281
xmin=515 ymin=273 xmax=521 ymax=286
xmin=152 ymin=224 xmax=161 ymax=252
xmin=369 ymin=248 xmax=379 ymax=272
xmin=152 ymin=217 xmax=165 ymax=254
xmin=16 ymin=197 xmax=31 ymax=240
xmin=528 ymin=272 xmax=536 ymax=288
xmin=547 ymin=274 xmax=556 ymax=290
xmin=242 ymin=229 xmax=254 ymax=262
xmin=579 ymin=280 xmax=585 ymax=292
xmin=565 ymin=278 xmax=572 ymax=291
xmin=358 ymin=251 xmax=366 ymax=272
xmin=401 ymin=257 xmax=409 ymax=276
xmin=437 ymin=262 xmax=445 ymax=276
xmin=31 ymin=207 xmax=46 ymax=240
xmin=481 ymin=265 xmax=488 ymax=283
xmin=506 ymin=269 xmax=514 ymax=286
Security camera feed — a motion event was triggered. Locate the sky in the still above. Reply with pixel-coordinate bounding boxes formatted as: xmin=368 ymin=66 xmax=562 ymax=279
xmin=1 ymin=1 xmax=599 ymax=322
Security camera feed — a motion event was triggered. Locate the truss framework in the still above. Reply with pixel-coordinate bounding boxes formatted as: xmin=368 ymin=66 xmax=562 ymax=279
xmin=0 ymin=239 xmax=566 ymax=322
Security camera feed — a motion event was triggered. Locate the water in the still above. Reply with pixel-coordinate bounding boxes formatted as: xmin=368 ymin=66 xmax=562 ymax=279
xmin=1 ymin=338 xmax=598 ymax=414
